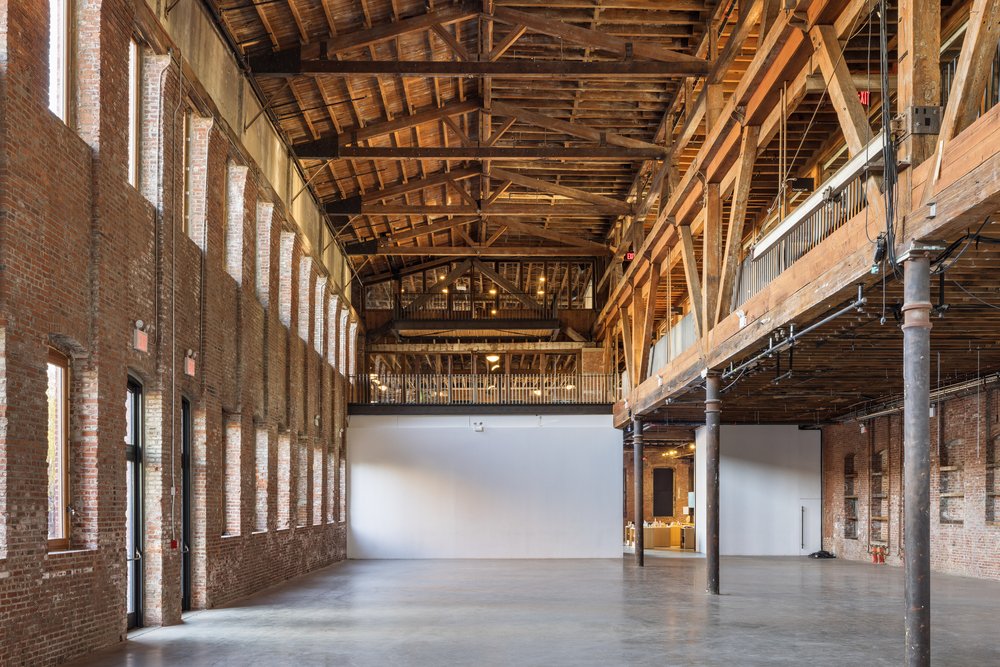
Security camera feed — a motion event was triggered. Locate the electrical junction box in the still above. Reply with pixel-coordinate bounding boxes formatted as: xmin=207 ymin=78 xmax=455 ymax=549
xmin=909 ymin=106 xmax=941 ymax=135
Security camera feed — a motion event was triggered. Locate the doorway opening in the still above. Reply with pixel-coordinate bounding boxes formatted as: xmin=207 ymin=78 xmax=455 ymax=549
xmin=181 ymin=397 xmax=192 ymax=612
xmin=125 ymin=379 xmax=143 ymax=629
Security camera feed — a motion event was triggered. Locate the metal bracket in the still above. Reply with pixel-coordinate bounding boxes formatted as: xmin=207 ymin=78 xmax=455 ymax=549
xmin=909 ymin=106 xmax=942 ymax=135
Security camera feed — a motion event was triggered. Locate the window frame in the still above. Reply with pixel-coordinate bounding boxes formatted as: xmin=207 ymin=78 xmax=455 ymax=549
xmin=47 ymin=348 xmax=71 ymax=551
xmin=48 ymin=0 xmax=73 ymax=124
xmin=127 ymin=37 xmax=142 ymax=188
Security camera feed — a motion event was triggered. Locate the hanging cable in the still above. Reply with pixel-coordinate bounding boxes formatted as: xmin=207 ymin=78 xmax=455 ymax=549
xmin=878 ymin=0 xmax=902 ymax=274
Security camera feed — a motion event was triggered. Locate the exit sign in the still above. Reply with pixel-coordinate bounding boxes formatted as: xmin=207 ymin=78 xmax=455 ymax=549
xmin=624 ymin=251 xmax=635 ymax=261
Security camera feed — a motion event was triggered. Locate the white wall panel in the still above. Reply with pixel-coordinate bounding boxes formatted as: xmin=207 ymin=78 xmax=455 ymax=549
xmin=348 ymin=414 xmax=622 ymax=559
xmin=696 ymin=425 xmax=821 ymax=556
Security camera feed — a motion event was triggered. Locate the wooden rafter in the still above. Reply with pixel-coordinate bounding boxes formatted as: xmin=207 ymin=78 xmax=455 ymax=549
xmin=491 ymin=6 xmax=709 ymax=65
xmin=471 ymin=260 xmax=546 ymax=309
xmin=488 ymin=167 xmax=632 ymax=214
xmin=715 ymin=125 xmax=760 ymax=327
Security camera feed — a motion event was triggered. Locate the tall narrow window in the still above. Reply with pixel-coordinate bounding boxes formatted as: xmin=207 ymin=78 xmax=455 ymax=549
xmin=127 ymin=39 xmax=141 ymax=187
xmin=47 ymin=350 xmax=70 ymax=549
xmin=48 ymin=0 xmax=71 ymax=122
xmin=181 ymin=110 xmax=192 ymax=237
xmin=277 ymin=434 xmax=291 ymax=529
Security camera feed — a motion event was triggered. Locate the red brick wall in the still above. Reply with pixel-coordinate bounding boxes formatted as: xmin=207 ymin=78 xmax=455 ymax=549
xmin=623 ymin=447 xmax=693 ymax=526
xmin=822 ymin=391 xmax=1000 ymax=580
xmin=0 ymin=2 xmax=351 ymax=664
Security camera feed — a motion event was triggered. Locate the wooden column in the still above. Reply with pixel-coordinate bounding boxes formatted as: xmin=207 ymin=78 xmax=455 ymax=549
xmin=897 ymin=0 xmax=940 ymax=213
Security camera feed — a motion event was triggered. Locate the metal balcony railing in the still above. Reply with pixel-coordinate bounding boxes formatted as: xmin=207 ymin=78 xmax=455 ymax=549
xmin=393 ymin=292 xmax=557 ymax=321
xmin=734 ymin=134 xmax=881 ymax=308
xmin=353 ymin=373 xmax=619 ymax=406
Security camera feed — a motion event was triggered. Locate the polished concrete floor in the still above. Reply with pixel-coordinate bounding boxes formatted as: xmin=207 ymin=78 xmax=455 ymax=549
xmin=71 ymin=556 xmax=999 ymax=667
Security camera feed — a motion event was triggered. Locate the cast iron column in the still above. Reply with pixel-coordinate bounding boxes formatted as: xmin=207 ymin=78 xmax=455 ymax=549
xmin=902 ymin=253 xmax=932 ymax=667
xmin=705 ymin=372 xmax=721 ymax=594
xmin=633 ymin=416 xmax=644 ymax=566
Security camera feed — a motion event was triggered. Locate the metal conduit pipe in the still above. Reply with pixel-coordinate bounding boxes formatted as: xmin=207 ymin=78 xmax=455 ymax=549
xmin=840 ymin=373 xmax=1000 ymax=423
xmin=722 ymin=284 xmax=867 ymax=381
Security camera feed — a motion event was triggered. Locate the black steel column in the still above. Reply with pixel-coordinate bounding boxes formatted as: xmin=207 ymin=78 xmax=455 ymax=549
xmin=705 ymin=372 xmax=721 ymax=594
xmin=633 ymin=416 xmax=644 ymax=566
xmin=902 ymin=254 xmax=932 ymax=667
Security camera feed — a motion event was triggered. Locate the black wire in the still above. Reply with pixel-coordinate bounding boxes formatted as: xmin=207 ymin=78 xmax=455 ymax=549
xmin=879 ymin=0 xmax=902 ymax=275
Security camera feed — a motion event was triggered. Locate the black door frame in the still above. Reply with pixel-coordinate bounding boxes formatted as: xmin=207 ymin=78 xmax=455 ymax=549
xmin=181 ymin=397 xmax=192 ymax=612
xmin=126 ymin=378 xmax=144 ymax=629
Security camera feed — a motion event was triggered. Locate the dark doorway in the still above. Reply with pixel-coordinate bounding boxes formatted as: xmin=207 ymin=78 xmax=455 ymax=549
xmin=181 ymin=397 xmax=192 ymax=612
xmin=125 ymin=379 xmax=143 ymax=629
xmin=653 ymin=468 xmax=675 ymax=517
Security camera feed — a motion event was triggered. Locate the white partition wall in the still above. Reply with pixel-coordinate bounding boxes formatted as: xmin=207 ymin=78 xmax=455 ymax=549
xmin=348 ymin=414 xmax=622 ymax=559
xmin=695 ymin=425 xmax=822 ymax=556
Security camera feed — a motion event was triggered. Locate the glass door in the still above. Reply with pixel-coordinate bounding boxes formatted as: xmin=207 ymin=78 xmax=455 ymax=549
xmin=125 ymin=380 xmax=143 ymax=629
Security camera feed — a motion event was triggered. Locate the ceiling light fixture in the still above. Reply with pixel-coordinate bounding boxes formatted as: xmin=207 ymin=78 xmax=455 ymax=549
xmin=485 ymin=354 xmax=500 ymax=363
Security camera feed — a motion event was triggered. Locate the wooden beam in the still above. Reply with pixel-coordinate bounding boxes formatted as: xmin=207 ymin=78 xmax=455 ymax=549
xmin=619 ymin=307 xmax=634 ymax=389
xmin=301 ymin=144 xmax=666 ymax=160
xmin=701 ymin=183 xmax=722 ymax=336
xmin=319 ymin=4 xmax=478 ymax=55
xmin=293 ymin=99 xmax=479 ymax=151
xmin=921 ymin=0 xmax=1000 ymax=205
xmin=485 ymin=115 xmax=517 ymax=147
xmin=492 ymin=6 xmax=710 ymax=65
xmin=389 ymin=216 xmax=480 ymax=242
xmin=259 ymin=59 xmax=710 ymax=78
xmin=407 ymin=259 xmax=474 ymax=310
xmin=431 ymin=22 xmax=471 ymax=60
xmin=715 ymin=125 xmax=760 ymax=327
xmin=939 ymin=0 xmax=1000 ymax=142
xmin=367 ymin=257 xmax=455 ymax=283
xmin=471 ymin=260 xmax=545 ymax=309
xmin=488 ymin=167 xmax=632 ymax=214
xmin=679 ymin=224 xmax=703 ymax=340
xmin=810 ymin=24 xmax=873 ymax=155
xmin=354 ymin=203 xmax=633 ymax=217
xmin=442 ymin=115 xmax=473 ymax=146
xmin=490 ymin=217 xmax=610 ymax=252
xmin=359 ymin=168 xmax=480 ymax=203
xmin=635 ymin=267 xmax=660 ymax=384
xmin=370 ymin=246 xmax=608 ymax=256
xmin=369 ymin=341 xmax=594 ymax=353
xmin=489 ymin=23 xmax=527 ymax=60
xmin=811 ymin=24 xmax=888 ymax=224
xmin=489 ymin=100 xmax=666 ymax=152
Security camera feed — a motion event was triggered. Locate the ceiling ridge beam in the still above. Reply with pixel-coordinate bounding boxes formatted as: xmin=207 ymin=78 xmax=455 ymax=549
xmin=254 ymin=59 xmax=710 ymax=78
